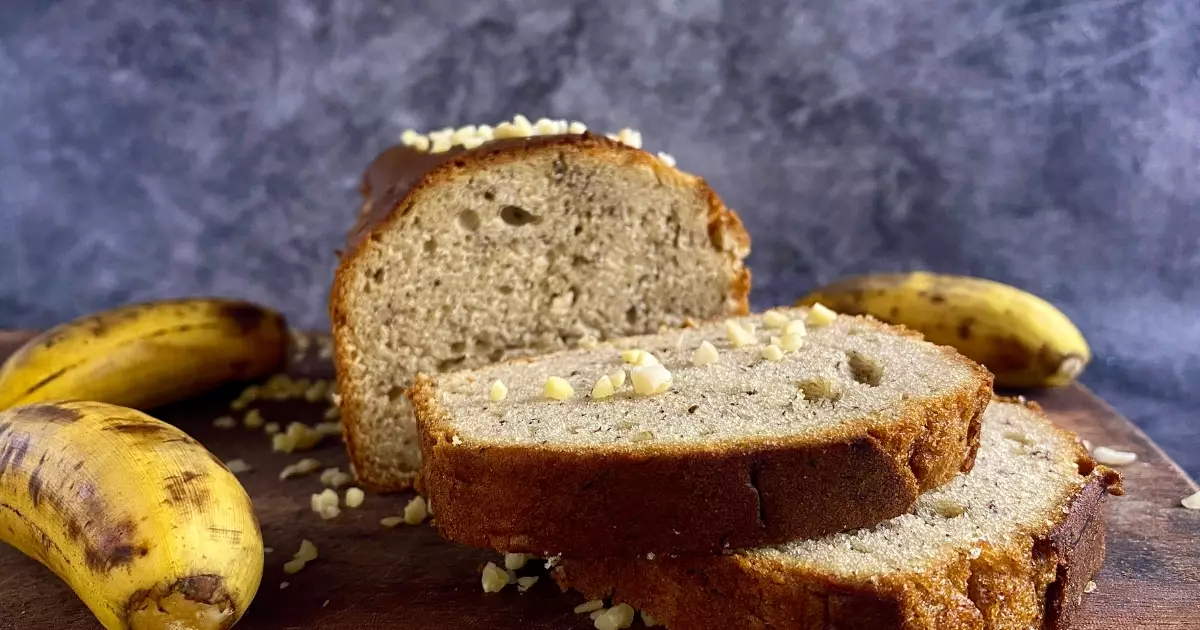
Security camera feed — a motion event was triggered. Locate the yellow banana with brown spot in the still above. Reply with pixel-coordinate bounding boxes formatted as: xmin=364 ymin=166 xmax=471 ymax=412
xmin=0 ymin=298 xmax=287 ymax=411
xmin=0 ymin=400 xmax=262 ymax=629
xmin=796 ymin=272 xmax=1090 ymax=388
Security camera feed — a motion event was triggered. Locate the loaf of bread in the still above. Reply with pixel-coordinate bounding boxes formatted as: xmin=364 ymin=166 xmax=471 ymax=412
xmin=411 ymin=307 xmax=993 ymax=556
xmin=554 ymin=398 xmax=1123 ymax=630
xmin=331 ymin=127 xmax=751 ymax=491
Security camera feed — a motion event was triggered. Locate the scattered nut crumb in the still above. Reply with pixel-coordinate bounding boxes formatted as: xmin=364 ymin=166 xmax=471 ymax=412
xmin=310 ymin=488 xmax=340 ymax=520
xmin=805 ymin=303 xmax=838 ymax=327
xmin=607 ymin=368 xmax=626 ymax=388
xmin=575 ymin=599 xmax=605 ymax=614
xmin=319 ymin=467 xmax=354 ymax=489
xmin=1004 ymin=431 xmax=1036 ymax=446
xmin=1092 ymin=446 xmax=1137 ymax=466
xmin=264 ymin=547 xmax=274 ymax=554
xmin=212 ymin=416 xmax=238 ymax=430
xmin=577 ymin=336 xmax=599 ymax=350
xmin=380 ymin=516 xmax=404 ymax=528
xmin=1084 ymin=581 xmax=1097 ymax=594
xmin=544 ymin=376 xmax=575 ymax=400
xmin=762 ymin=344 xmax=784 ymax=362
xmin=504 ymin=553 xmax=530 ymax=570
xmin=283 ymin=539 xmax=318 ymax=574
xmin=279 ymin=582 xmax=289 ymax=590
xmin=1181 ymin=491 xmax=1200 ymax=510
xmin=762 ymin=310 xmax=791 ymax=330
xmin=620 ymin=349 xmax=643 ymax=364
xmin=641 ymin=611 xmax=658 ymax=627
xmin=404 ymin=496 xmax=428 ymax=525
xmin=783 ymin=319 xmax=807 ymax=337
xmin=314 ymin=421 xmax=342 ymax=437
xmin=481 ymin=562 xmax=508 ymax=593
xmin=630 ymin=430 xmax=655 ymax=442
xmin=451 ymin=435 xmax=463 ymax=445
xmin=516 ymin=576 xmax=539 ymax=592
xmin=273 ymin=422 xmax=325 ymax=453
xmin=345 ymin=487 xmax=365 ymax=508
xmin=656 ymin=152 xmax=676 ymax=167
xmin=591 ymin=374 xmax=616 ymax=399
xmin=264 ymin=422 xmax=281 ymax=435
xmin=490 ymin=380 xmax=508 ymax=402
xmin=631 ymin=364 xmax=672 ymax=396
xmin=780 ymin=332 xmax=805 ymax=352
xmin=242 ymin=409 xmax=264 ymax=429
xmin=224 ymin=459 xmax=252 ymax=474
xmin=230 ymin=385 xmax=259 ymax=411
xmin=594 ymin=602 xmax=636 ymax=630
xmin=323 ymin=405 xmax=340 ymax=420
xmin=724 ymin=319 xmax=757 ymax=347
xmin=634 ymin=351 xmax=658 ymax=367
xmin=280 ymin=458 xmax=322 ymax=480
xmin=692 ymin=340 xmax=719 ymax=366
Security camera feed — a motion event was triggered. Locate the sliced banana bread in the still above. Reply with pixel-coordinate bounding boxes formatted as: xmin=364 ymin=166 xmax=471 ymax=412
xmin=554 ymin=398 xmax=1124 ymax=630
xmin=411 ymin=307 xmax=993 ymax=557
xmin=331 ymin=126 xmax=751 ymax=491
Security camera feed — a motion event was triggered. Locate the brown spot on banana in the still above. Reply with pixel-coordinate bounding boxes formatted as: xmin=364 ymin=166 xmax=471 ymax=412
xmin=164 ymin=471 xmax=211 ymax=510
xmin=956 ymin=317 xmax=976 ymax=341
xmin=0 ymin=434 xmax=30 ymax=477
xmin=27 ymin=452 xmax=47 ymax=506
xmin=9 ymin=404 xmax=82 ymax=424
xmin=103 ymin=421 xmax=177 ymax=437
xmin=219 ymin=302 xmax=272 ymax=335
xmin=82 ymin=518 xmax=150 ymax=573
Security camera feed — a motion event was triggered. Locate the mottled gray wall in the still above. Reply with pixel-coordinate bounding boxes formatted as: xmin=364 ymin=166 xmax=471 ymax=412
xmin=1 ymin=0 xmax=1197 ymax=475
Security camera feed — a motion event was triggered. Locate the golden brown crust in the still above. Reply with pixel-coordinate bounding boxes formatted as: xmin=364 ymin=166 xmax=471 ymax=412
xmin=553 ymin=464 xmax=1119 ymax=630
xmin=410 ymin=326 xmax=993 ymax=556
xmin=330 ymin=134 xmax=751 ymax=492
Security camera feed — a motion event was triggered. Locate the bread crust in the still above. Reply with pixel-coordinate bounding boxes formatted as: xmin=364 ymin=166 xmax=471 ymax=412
xmin=552 ymin=400 xmax=1122 ymax=629
xmin=410 ymin=321 xmax=993 ymax=557
xmin=330 ymin=134 xmax=752 ymax=492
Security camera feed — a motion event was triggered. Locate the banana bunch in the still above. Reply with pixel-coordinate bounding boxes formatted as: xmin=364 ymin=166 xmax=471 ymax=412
xmin=0 ymin=298 xmax=287 ymax=411
xmin=797 ymin=272 xmax=1090 ymax=388
xmin=0 ymin=400 xmax=263 ymax=630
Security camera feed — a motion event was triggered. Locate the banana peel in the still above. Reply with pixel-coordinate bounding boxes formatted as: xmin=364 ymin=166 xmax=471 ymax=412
xmin=0 ymin=298 xmax=287 ymax=411
xmin=797 ymin=272 xmax=1090 ymax=388
xmin=0 ymin=400 xmax=263 ymax=630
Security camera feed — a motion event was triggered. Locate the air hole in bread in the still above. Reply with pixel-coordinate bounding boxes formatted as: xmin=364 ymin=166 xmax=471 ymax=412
xmin=797 ymin=378 xmax=842 ymax=403
xmin=488 ymin=348 xmax=505 ymax=362
xmin=386 ymin=386 xmax=405 ymax=402
xmin=847 ymin=351 xmax=883 ymax=387
xmin=501 ymin=205 xmax=541 ymax=226
xmin=552 ymin=154 xmax=568 ymax=181
xmin=626 ymin=305 xmax=639 ymax=325
xmin=370 ymin=268 xmax=385 ymax=284
xmin=438 ymin=356 xmax=466 ymax=371
xmin=457 ymin=209 xmax=481 ymax=232
xmin=498 ymin=285 xmax=513 ymax=295
xmin=483 ymin=189 xmax=496 ymax=201
xmin=574 ymin=224 xmax=584 ymax=235
xmin=450 ymin=341 xmax=467 ymax=354
xmin=423 ymin=238 xmax=438 ymax=253
xmin=571 ymin=255 xmax=589 ymax=267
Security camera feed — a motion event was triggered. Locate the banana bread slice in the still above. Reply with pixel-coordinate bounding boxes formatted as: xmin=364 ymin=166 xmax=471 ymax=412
xmin=554 ymin=398 xmax=1124 ymax=630
xmin=411 ymin=308 xmax=993 ymax=557
xmin=331 ymin=129 xmax=750 ymax=492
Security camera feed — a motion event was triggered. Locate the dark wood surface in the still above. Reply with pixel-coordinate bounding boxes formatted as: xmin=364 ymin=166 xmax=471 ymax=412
xmin=0 ymin=331 xmax=1196 ymax=630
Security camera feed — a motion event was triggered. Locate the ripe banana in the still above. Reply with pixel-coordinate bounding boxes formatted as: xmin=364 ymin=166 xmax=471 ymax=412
xmin=796 ymin=272 xmax=1090 ymax=388
xmin=0 ymin=400 xmax=262 ymax=629
xmin=0 ymin=298 xmax=287 ymax=411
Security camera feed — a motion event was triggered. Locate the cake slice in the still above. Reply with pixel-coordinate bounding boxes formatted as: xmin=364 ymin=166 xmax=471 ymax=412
xmin=331 ymin=119 xmax=751 ymax=491
xmin=411 ymin=307 xmax=993 ymax=557
xmin=554 ymin=398 xmax=1123 ymax=630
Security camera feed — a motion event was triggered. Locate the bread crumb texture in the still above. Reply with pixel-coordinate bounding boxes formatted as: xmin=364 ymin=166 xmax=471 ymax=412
xmin=433 ymin=309 xmax=979 ymax=446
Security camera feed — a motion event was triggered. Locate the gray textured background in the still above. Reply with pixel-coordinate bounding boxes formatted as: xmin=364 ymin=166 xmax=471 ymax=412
xmin=1 ymin=0 xmax=1196 ymax=476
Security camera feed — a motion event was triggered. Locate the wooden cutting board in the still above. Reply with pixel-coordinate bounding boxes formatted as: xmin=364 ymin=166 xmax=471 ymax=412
xmin=0 ymin=331 xmax=1196 ymax=630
